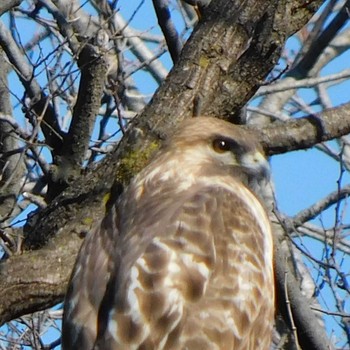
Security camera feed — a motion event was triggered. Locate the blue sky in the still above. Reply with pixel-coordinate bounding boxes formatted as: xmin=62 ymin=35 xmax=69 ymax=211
xmin=1 ymin=0 xmax=350 ymax=348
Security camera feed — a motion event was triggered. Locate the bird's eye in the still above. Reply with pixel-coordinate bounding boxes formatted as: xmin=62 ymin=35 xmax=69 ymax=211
xmin=212 ymin=139 xmax=231 ymax=153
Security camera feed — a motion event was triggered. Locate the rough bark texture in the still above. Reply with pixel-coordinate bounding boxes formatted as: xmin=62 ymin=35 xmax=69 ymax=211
xmin=0 ymin=233 xmax=81 ymax=324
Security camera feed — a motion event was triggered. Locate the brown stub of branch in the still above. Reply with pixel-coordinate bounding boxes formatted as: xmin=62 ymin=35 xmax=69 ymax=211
xmin=258 ymin=103 xmax=350 ymax=156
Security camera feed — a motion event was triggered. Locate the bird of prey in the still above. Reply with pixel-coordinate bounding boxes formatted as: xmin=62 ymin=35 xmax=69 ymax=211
xmin=62 ymin=117 xmax=274 ymax=350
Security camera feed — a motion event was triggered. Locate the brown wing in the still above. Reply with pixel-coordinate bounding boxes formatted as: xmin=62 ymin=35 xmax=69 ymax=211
xmin=92 ymin=182 xmax=274 ymax=350
xmin=62 ymin=209 xmax=119 ymax=350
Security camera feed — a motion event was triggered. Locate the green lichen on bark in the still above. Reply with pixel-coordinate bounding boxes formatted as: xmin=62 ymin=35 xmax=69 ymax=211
xmin=116 ymin=141 xmax=160 ymax=185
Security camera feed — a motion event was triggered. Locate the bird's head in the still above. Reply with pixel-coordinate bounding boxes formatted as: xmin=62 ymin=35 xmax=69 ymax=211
xmin=167 ymin=117 xmax=270 ymax=188
xmin=136 ymin=117 xmax=272 ymax=205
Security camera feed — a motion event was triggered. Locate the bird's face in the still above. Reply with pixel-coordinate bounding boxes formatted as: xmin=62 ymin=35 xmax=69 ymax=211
xmin=207 ymin=134 xmax=270 ymax=182
xmin=163 ymin=117 xmax=271 ymax=198
xmin=171 ymin=126 xmax=268 ymax=179
xmin=139 ymin=117 xmax=270 ymax=199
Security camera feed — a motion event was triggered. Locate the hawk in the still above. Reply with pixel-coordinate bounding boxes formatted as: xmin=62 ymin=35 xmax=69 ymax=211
xmin=62 ymin=117 xmax=274 ymax=350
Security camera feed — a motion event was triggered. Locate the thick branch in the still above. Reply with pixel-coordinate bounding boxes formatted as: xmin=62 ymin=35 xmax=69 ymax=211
xmin=66 ymin=44 xmax=108 ymax=165
xmin=40 ymin=0 xmax=81 ymax=54
xmin=129 ymin=0 xmax=323 ymax=127
xmin=0 ymin=233 xmax=81 ymax=326
xmin=259 ymin=103 xmax=350 ymax=156
xmin=47 ymin=44 xmax=108 ymax=200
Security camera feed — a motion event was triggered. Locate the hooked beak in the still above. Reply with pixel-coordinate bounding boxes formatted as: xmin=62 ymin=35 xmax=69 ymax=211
xmin=240 ymin=151 xmax=270 ymax=181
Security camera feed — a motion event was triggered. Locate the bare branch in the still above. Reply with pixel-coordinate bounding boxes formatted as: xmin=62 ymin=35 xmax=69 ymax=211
xmin=256 ymin=69 xmax=350 ymax=97
xmin=292 ymin=185 xmax=350 ymax=227
xmin=0 ymin=20 xmax=64 ymax=151
xmin=296 ymin=0 xmax=350 ymax=74
xmin=0 ymin=53 xmax=25 ymax=222
xmin=274 ymin=229 xmax=335 ymax=350
xmin=152 ymin=0 xmax=183 ymax=63
xmin=113 ymin=13 xmax=168 ymax=84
